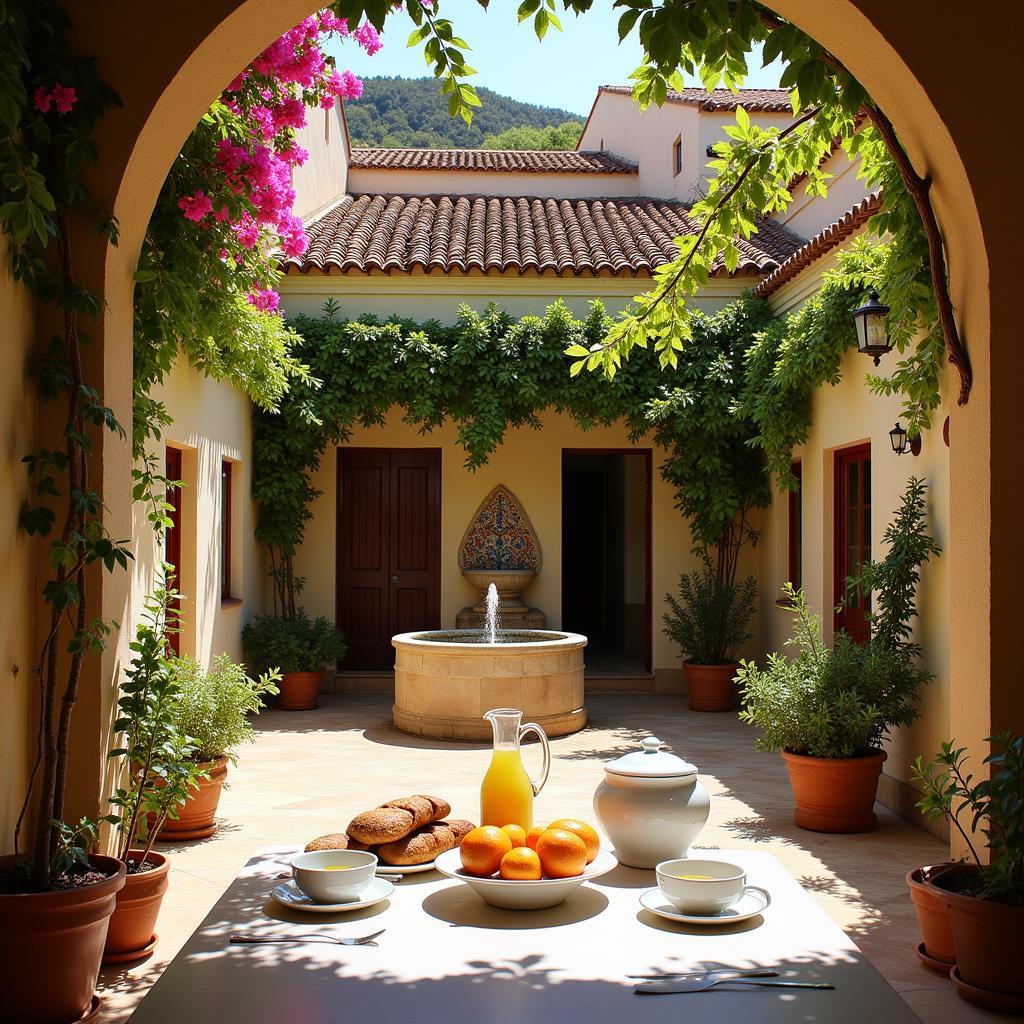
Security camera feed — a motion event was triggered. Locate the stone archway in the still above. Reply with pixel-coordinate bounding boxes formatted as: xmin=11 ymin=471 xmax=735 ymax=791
xmin=49 ymin=0 xmax=1020 ymax=840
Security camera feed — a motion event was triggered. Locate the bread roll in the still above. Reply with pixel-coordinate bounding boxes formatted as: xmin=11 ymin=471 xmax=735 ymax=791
xmin=304 ymin=833 xmax=371 ymax=853
xmin=347 ymin=794 xmax=453 ymax=845
xmin=347 ymin=807 xmax=417 ymax=845
xmin=383 ymin=795 xmax=434 ymax=831
xmin=378 ymin=819 xmax=473 ymax=866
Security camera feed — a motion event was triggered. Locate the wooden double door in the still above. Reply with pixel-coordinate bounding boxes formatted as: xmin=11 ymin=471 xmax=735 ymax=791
xmin=337 ymin=449 xmax=441 ymax=669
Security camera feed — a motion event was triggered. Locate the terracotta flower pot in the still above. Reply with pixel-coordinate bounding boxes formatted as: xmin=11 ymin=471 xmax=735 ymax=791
xmin=103 ymin=850 xmax=170 ymax=964
xmin=936 ymin=866 xmax=1024 ymax=1007
xmin=683 ymin=661 xmax=739 ymax=712
xmin=907 ymin=865 xmax=956 ymax=968
xmin=780 ymin=748 xmax=886 ymax=832
xmin=0 ymin=853 xmax=125 ymax=1024
xmin=157 ymin=755 xmax=229 ymax=841
xmin=278 ymin=670 xmax=323 ymax=711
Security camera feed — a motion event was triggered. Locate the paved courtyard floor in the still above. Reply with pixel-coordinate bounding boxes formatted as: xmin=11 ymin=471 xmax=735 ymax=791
xmin=98 ymin=693 xmax=994 ymax=1023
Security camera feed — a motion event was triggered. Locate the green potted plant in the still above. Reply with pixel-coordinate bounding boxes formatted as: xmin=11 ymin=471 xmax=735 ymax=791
xmin=243 ymin=610 xmax=346 ymax=711
xmin=663 ymin=561 xmax=757 ymax=711
xmin=738 ymin=479 xmax=938 ymax=832
xmin=918 ymin=735 xmax=1024 ymax=1010
xmin=904 ymin=741 xmax=984 ymax=973
xmin=103 ymin=584 xmax=206 ymax=963
xmin=157 ymin=655 xmax=279 ymax=840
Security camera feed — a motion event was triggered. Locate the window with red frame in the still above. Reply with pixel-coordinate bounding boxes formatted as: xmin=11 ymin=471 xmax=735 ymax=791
xmin=834 ymin=444 xmax=871 ymax=644
xmin=221 ymin=459 xmax=233 ymax=601
xmin=788 ymin=460 xmax=802 ymax=591
xmin=164 ymin=447 xmax=183 ymax=655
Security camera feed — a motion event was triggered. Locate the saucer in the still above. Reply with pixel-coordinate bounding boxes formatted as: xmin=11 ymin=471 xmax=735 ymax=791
xmin=377 ymin=859 xmax=437 ymax=875
xmin=639 ymin=885 xmax=770 ymax=925
xmin=270 ymin=876 xmax=394 ymax=913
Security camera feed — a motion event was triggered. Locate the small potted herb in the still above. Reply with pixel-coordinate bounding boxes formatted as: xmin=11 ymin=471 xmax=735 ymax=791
xmin=159 ymin=655 xmax=279 ymax=840
xmin=662 ymin=562 xmax=757 ymax=712
xmin=104 ymin=585 xmax=206 ymax=963
xmin=918 ymin=735 xmax=1024 ymax=1010
xmin=243 ymin=610 xmax=346 ymax=711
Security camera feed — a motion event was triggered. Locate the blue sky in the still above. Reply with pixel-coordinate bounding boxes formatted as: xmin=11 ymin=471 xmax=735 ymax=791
xmin=330 ymin=0 xmax=785 ymax=117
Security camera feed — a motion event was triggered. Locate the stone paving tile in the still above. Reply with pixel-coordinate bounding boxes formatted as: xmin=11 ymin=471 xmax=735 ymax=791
xmin=97 ymin=693 xmax=992 ymax=1023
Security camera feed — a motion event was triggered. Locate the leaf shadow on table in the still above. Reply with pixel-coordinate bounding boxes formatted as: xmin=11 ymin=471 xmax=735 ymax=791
xmin=420 ymin=884 xmax=609 ymax=930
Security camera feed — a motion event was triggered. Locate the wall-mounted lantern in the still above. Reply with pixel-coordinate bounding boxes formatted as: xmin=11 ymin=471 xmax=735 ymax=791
xmin=852 ymin=289 xmax=893 ymax=365
xmin=889 ymin=422 xmax=921 ymax=456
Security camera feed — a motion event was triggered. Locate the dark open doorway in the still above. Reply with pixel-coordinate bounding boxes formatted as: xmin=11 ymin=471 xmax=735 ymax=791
xmin=562 ymin=450 xmax=651 ymax=676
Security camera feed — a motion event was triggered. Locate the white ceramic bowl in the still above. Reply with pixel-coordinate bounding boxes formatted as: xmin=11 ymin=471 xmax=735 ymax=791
xmin=291 ymin=849 xmax=378 ymax=903
xmin=655 ymin=858 xmax=745 ymax=914
xmin=434 ymin=847 xmax=616 ymax=910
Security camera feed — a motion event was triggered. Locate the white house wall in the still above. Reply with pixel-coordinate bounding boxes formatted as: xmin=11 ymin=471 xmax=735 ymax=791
xmin=279 ymin=268 xmax=748 ymax=323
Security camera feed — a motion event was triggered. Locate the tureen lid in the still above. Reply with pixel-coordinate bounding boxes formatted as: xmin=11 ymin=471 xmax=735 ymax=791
xmin=604 ymin=736 xmax=698 ymax=779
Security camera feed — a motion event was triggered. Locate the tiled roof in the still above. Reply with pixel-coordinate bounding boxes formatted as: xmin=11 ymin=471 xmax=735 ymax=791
xmin=598 ymin=85 xmax=794 ymax=112
xmin=754 ymin=192 xmax=883 ymax=297
xmin=349 ymin=148 xmax=637 ymax=174
xmin=284 ymin=193 xmax=805 ymax=277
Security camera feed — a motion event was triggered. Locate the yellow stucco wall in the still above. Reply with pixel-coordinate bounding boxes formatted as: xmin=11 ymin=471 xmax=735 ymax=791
xmin=0 ymin=241 xmax=36 ymax=851
xmin=131 ymin=357 xmax=264 ymax=667
xmin=292 ymin=408 xmax=734 ymax=675
xmin=759 ymin=249 xmax=951 ymax=794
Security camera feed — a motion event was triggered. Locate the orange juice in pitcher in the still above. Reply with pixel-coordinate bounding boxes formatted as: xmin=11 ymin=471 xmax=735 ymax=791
xmin=480 ymin=708 xmax=550 ymax=830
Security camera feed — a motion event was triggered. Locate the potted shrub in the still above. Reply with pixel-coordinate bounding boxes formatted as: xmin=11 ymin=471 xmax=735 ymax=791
xmin=902 ymin=741 xmax=985 ymax=972
xmin=157 ymin=655 xmax=279 ymax=840
xmin=920 ymin=735 xmax=1024 ymax=1010
xmin=103 ymin=586 xmax=206 ymax=963
xmin=663 ymin=562 xmax=757 ymax=712
xmin=738 ymin=479 xmax=938 ymax=832
xmin=243 ymin=610 xmax=346 ymax=711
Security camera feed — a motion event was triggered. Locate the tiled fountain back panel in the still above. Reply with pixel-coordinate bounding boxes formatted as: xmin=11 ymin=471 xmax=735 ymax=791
xmin=458 ymin=485 xmax=542 ymax=571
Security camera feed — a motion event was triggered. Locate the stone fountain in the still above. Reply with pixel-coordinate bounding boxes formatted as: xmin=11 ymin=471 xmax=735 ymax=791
xmin=392 ymin=488 xmax=587 ymax=741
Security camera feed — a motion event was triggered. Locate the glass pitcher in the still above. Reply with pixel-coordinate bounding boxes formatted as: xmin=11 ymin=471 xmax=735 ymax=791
xmin=480 ymin=708 xmax=550 ymax=830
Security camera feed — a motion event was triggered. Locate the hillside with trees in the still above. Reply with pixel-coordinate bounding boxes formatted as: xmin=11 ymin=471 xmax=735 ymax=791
xmin=346 ymin=76 xmax=584 ymax=149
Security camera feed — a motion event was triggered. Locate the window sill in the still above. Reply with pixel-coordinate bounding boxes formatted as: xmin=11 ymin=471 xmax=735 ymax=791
xmin=775 ymin=597 xmax=796 ymax=609
xmin=220 ymin=596 xmax=243 ymax=609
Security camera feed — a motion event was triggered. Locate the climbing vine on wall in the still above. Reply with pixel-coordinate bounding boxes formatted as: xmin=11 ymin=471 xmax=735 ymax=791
xmin=252 ymin=264 xmax=887 ymax=614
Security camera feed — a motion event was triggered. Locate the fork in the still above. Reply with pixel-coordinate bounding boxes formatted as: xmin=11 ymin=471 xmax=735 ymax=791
xmin=635 ymin=976 xmax=834 ymax=994
xmin=230 ymin=929 xmax=386 ymax=947
xmin=628 ymin=968 xmax=778 ymax=980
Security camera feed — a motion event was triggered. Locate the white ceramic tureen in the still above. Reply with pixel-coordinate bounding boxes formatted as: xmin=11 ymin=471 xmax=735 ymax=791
xmin=593 ymin=735 xmax=710 ymax=869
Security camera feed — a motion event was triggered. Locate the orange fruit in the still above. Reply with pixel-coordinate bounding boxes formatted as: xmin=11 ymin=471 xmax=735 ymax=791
xmin=460 ymin=825 xmax=513 ymax=877
xmin=525 ymin=825 xmax=547 ymax=851
xmin=499 ymin=846 xmax=543 ymax=881
xmin=535 ymin=828 xmax=587 ymax=878
xmin=548 ymin=818 xmax=600 ymax=864
xmin=500 ymin=824 xmax=527 ymax=848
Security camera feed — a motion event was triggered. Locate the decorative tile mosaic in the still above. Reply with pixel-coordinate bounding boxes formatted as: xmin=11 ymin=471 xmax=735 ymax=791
xmin=458 ymin=485 xmax=542 ymax=571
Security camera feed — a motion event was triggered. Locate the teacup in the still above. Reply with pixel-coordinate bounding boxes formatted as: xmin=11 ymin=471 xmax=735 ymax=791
xmin=655 ymin=858 xmax=748 ymax=914
xmin=291 ymin=849 xmax=378 ymax=903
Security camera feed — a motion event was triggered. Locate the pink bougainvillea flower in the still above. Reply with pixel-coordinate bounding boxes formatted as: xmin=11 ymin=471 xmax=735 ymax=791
xmin=51 ymin=83 xmax=77 ymax=114
xmin=233 ymin=212 xmax=260 ymax=248
xmin=33 ymin=86 xmax=53 ymax=113
xmin=178 ymin=190 xmax=214 ymax=222
xmin=225 ymin=73 xmax=247 ymax=93
xmin=247 ymin=288 xmax=280 ymax=312
xmin=319 ymin=9 xmax=347 ymax=33
xmin=354 ymin=21 xmax=382 ymax=55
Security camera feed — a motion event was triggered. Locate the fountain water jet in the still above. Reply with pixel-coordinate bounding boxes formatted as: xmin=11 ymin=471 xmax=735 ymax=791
xmin=483 ymin=582 xmax=500 ymax=644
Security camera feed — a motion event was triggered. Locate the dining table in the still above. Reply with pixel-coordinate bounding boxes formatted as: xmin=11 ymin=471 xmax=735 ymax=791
xmin=124 ymin=846 xmax=920 ymax=1023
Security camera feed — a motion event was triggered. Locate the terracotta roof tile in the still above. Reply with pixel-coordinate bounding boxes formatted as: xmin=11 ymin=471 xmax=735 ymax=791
xmin=349 ymin=148 xmax=637 ymax=174
xmin=598 ymin=85 xmax=794 ymax=112
xmin=753 ymin=192 xmax=883 ymax=297
xmin=286 ymin=193 xmax=805 ymax=278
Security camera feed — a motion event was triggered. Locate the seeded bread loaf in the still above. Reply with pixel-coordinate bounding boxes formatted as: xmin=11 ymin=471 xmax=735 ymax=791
xmin=346 ymin=794 xmax=452 ymax=845
xmin=303 ymin=833 xmax=372 ymax=853
xmin=378 ymin=819 xmax=475 ymax=866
